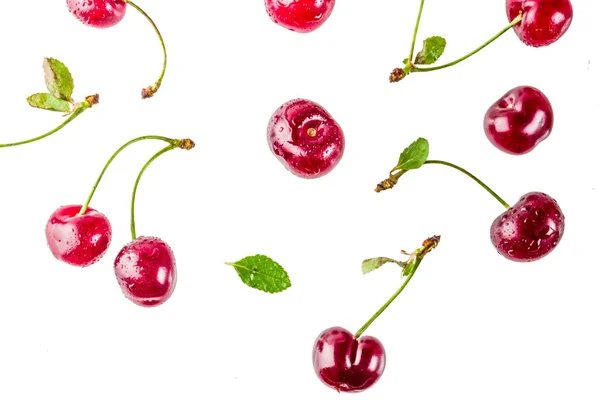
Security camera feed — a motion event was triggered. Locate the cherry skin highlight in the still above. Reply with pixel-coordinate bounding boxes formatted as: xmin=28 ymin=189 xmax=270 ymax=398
xmin=67 ymin=0 xmax=127 ymax=28
xmin=484 ymin=86 xmax=554 ymax=155
xmin=265 ymin=0 xmax=335 ymax=33
xmin=267 ymin=98 xmax=344 ymax=179
xmin=312 ymin=326 xmax=386 ymax=393
xmin=45 ymin=205 xmax=112 ymax=267
xmin=491 ymin=192 xmax=565 ymax=262
xmin=114 ymin=236 xmax=176 ymax=307
xmin=507 ymin=0 xmax=573 ymax=47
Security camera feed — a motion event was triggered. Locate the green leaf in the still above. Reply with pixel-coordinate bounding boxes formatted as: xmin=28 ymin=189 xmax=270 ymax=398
xmin=414 ymin=36 xmax=447 ymax=65
xmin=26 ymin=93 xmax=71 ymax=112
xmin=402 ymin=58 xmax=409 ymax=65
xmin=397 ymin=137 xmax=429 ymax=170
xmin=43 ymin=58 xmax=74 ymax=101
xmin=362 ymin=257 xmax=406 ymax=275
xmin=225 ymin=255 xmax=291 ymax=293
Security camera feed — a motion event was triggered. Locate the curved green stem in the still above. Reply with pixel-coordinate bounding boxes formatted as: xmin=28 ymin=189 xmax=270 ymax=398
xmin=0 ymin=102 xmax=91 ymax=148
xmin=78 ymin=135 xmax=178 ymax=215
xmin=423 ymin=160 xmax=510 ymax=209
xmin=126 ymin=0 xmax=167 ymax=99
xmin=354 ymin=261 xmax=419 ymax=338
xmin=354 ymin=236 xmax=439 ymax=338
xmin=408 ymin=0 xmax=426 ymax=62
xmin=412 ymin=13 xmax=522 ymax=73
xmin=130 ymin=144 xmax=176 ymax=240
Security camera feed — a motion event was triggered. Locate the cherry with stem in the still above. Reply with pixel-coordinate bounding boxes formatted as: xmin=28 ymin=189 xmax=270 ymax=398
xmin=67 ymin=0 xmax=168 ymax=98
xmin=375 ymin=138 xmax=565 ymax=262
xmin=390 ymin=0 xmax=573 ymax=82
xmin=312 ymin=236 xmax=440 ymax=393
xmin=114 ymin=137 xmax=195 ymax=307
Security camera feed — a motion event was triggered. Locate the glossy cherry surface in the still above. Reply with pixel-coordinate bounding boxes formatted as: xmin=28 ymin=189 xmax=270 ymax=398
xmin=45 ymin=205 xmax=112 ymax=267
xmin=484 ymin=86 xmax=554 ymax=155
xmin=67 ymin=0 xmax=127 ymax=28
xmin=267 ymin=98 xmax=344 ymax=179
xmin=312 ymin=326 xmax=386 ymax=393
xmin=507 ymin=0 xmax=573 ymax=47
xmin=491 ymin=192 xmax=564 ymax=262
xmin=265 ymin=0 xmax=335 ymax=33
xmin=114 ymin=236 xmax=176 ymax=307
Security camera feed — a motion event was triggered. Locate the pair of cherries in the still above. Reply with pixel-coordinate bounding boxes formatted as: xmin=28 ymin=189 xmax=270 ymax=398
xmin=44 ymin=137 xmax=194 ymax=307
xmin=46 ymin=206 xmax=175 ymax=307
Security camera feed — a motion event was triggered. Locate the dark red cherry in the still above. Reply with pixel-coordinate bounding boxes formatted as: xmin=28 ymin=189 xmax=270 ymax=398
xmin=114 ymin=236 xmax=176 ymax=307
xmin=491 ymin=192 xmax=565 ymax=262
xmin=66 ymin=0 xmax=127 ymax=28
xmin=265 ymin=0 xmax=335 ymax=33
xmin=484 ymin=85 xmax=554 ymax=155
xmin=506 ymin=0 xmax=573 ymax=47
xmin=312 ymin=326 xmax=386 ymax=393
xmin=45 ymin=205 xmax=112 ymax=267
xmin=267 ymin=98 xmax=345 ymax=179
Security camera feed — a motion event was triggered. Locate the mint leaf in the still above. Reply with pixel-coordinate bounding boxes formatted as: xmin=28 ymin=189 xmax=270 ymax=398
xmin=414 ymin=36 xmax=446 ymax=65
xmin=26 ymin=93 xmax=71 ymax=112
xmin=397 ymin=137 xmax=429 ymax=170
xmin=362 ymin=257 xmax=406 ymax=275
xmin=43 ymin=58 xmax=74 ymax=101
xmin=225 ymin=255 xmax=291 ymax=293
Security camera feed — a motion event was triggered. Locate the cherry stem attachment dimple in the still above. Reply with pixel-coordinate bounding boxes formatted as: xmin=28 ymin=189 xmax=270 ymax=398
xmin=354 ymin=236 xmax=440 ymax=339
xmin=78 ymin=135 xmax=178 ymax=216
xmin=130 ymin=138 xmax=195 ymax=240
xmin=411 ymin=13 xmax=523 ymax=73
xmin=407 ymin=0 xmax=426 ymax=62
xmin=0 ymin=95 xmax=98 ymax=149
xmin=125 ymin=0 xmax=167 ymax=99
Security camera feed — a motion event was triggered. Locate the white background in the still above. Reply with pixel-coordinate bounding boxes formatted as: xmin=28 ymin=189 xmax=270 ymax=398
xmin=1 ymin=0 xmax=599 ymax=399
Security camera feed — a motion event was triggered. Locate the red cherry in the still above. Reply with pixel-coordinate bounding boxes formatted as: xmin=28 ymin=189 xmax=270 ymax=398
xmin=483 ymin=86 xmax=554 ymax=155
xmin=491 ymin=192 xmax=565 ymax=262
xmin=312 ymin=326 xmax=386 ymax=393
xmin=114 ymin=236 xmax=177 ymax=307
xmin=45 ymin=205 xmax=112 ymax=267
xmin=66 ymin=0 xmax=127 ymax=28
xmin=507 ymin=0 xmax=573 ymax=47
xmin=267 ymin=98 xmax=345 ymax=179
xmin=265 ymin=0 xmax=335 ymax=33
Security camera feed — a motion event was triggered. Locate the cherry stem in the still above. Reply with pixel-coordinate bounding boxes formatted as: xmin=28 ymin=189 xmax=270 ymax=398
xmin=386 ymin=160 xmax=510 ymax=209
xmin=130 ymin=144 xmax=175 ymax=240
xmin=0 ymin=96 xmax=97 ymax=148
xmin=424 ymin=160 xmax=510 ymax=209
xmin=354 ymin=236 xmax=440 ymax=339
xmin=412 ymin=13 xmax=523 ymax=73
xmin=130 ymin=138 xmax=195 ymax=240
xmin=78 ymin=135 xmax=178 ymax=215
xmin=407 ymin=0 xmax=426 ymax=62
xmin=126 ymin=0 xmax=167 ymax=99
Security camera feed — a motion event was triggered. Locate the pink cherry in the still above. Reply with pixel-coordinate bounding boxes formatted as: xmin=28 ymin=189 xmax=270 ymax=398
xmin=45 ymin=205 xmax=112 ymax=267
